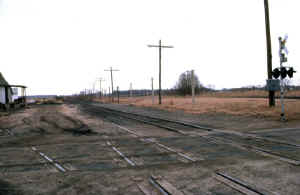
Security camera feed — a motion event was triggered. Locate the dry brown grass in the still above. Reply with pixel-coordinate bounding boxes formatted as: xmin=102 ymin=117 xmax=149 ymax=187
xmin=200 ymin=89 xmax=300 ymax=98
xmin=100 ymin=94 xmax=300 ymax=121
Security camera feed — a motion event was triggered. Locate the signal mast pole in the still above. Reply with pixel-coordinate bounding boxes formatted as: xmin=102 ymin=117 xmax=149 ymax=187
xmin=279 ymin=39 xmax=285 ymax=121
xmin=278 ymin=36 xmax=289 ymax=121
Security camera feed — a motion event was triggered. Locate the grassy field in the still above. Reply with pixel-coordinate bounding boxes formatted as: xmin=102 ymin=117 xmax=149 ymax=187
xmin=200 ymin=89 xmax=300 ymax=98
xmin=96 ymin=90 xmax=300 ymax=121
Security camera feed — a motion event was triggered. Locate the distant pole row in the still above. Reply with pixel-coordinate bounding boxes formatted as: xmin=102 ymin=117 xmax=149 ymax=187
xmin=77 ymin=1 xmax=276 ymax=108
xmin=95 ymin=77 xmax=105 ymax=97
xmin=81 ymin=39 xmax=174 ymax=105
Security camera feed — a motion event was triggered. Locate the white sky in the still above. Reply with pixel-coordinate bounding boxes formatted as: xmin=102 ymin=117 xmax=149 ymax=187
xmin=0 ymin=0 xmax=299 ymax=95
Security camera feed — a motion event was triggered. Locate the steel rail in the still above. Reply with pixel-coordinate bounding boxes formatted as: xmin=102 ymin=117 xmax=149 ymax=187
xmin=215 ymin=172 xmax=265 ymax=195
xmin=97 ymin=105 xmax=214 ymax=131
xmin=31 ymin=146 xmax=66 ymax=172
xmin=107 ymin=120 xmax=197 ymax=162
xmin=93 ymin=104 xmax=300 ymax=149
xmin=206 ymin=136 xmax=300 ymax=166
xmin=149 ymin=176 xmax=170 ymax=195
xmin=81 ymin=102 xmax=300 ymax=166
xmin=107 ymin=141 xmax=136 ymax=166
xmin=91 ymin=107 xmax=186 ymax=135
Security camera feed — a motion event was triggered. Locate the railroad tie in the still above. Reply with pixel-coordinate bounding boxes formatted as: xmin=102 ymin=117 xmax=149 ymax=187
xmin=149 ymin=175 xmax=184 ymax=195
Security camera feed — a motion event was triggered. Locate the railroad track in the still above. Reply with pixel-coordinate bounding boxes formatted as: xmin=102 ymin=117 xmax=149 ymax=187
xmin=82 ymin=104 xmax=300 ymax=166
xmin=0 ymin=128 xmax=13 ymax=137
xmin=206 ymin=134 xmax=300 ymax=166
xmin=97 ymin=105 xmax=300 ymax=152
xmin=107 ymin=121 xmax=198 ymax=163
xmin=83 ymin=105 xmax=213 ymax=135
xmin=138 ymin=172 xmax=272 ymax=195
xmin=214 ymin=172 xmax=276 ymax=195
xmin=102 ymin=106 xmax=214 ymax=130
xmin=2 ymin=102 xmax=293 ymax=194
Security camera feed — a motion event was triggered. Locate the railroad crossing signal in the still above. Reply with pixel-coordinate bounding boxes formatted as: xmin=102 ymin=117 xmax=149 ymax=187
xmin=273 ymin=35 xmax=297 ymax=80
xmin=287 ymin=67 xmax=296 ymax=78
xmin=280 ymin=53 xmax=288 ymax=63
xmin=279 ymin=35 xmax=289 ymax=64
xmin=272 ymin=68 xmax=280 ymax=79
xmin=281 ymin=67 xmax=287 ymax=79
xmin=279 ymin=35 xmax=289 ymax=55
xmin=277 ymin=34 xmax=296 ymax=122
xmin=272 ymin=67 xmax=296 ymax=79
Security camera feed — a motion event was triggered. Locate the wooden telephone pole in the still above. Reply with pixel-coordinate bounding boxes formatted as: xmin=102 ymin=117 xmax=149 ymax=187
xmin=104 ymin=67 xmax=119 ymax=102
xmin=148 ymin=40 xmax=174 ymax=104
xmin=264 ymin=0 xmax=275 ymax=107
xmin=130 ymin=83 xmax=133 ymax=98
xmin=151 ymin=77 xmax=154 ymax=104
xmin=191 ymin=70 xmax=195 ymax=104
xmin=97 ymin=77 xmax=105 ymax=98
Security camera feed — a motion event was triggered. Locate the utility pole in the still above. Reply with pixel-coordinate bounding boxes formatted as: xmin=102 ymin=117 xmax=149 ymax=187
xmin=97 ymin=78 xmax=105 ymax=98
xmin=191 ymin=70 xmax=195 ymax=104
xmin=264 ymin=0 xmax=275 ymax=107
xmin=130 ymin=83 xmax=133 ymax=98
xmin=108 ymin=87 xmax=111 ymax=102
xmin=104 ymin=67 xmax=119 ymax=102
xmin=117 ymin=86 xmax=120 ymax=104
xmin=151 ymin=77 xmax=154 ymax=104
xmin=148 ymin=40 xmax=174 ymax=104
xmin=92 ymin=82 xmax=96 ymax=96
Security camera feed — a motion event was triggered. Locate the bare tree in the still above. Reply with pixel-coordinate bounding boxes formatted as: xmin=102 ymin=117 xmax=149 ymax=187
xmin=174 ymin=71 xmax=204 ymax=95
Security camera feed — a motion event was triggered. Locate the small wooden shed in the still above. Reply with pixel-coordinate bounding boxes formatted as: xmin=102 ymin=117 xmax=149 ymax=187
xmin=0 ymin=72 xmax=27 ymax=110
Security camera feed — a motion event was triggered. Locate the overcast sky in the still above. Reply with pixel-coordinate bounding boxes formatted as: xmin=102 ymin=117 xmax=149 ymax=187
xmin=0 ymin=0 xmax=299 ymax=95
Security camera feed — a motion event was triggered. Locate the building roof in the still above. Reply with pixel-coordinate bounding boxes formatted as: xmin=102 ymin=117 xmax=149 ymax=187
xmin=0 ymin=72 xmax=9 ymax=86
xmin=0 ymin=73 xmax=26 ymax=88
